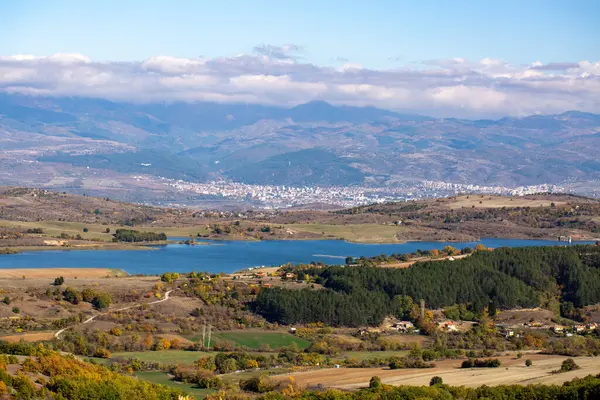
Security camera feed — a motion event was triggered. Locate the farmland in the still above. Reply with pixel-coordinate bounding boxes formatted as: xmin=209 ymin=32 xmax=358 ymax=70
xmin=276 ymin=354 xmax=600 ymax=389
xmin=134 ymin=371 xmax=213 ymax=399
xmin=189 ymin=331 xmax=312 ymax=350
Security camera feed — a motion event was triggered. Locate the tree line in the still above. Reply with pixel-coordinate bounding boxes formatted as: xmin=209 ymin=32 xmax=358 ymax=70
xmin=112 ymin=229 xmax=167 ymax=242
xmin=254 ymin=245 xmax=600 ymax=326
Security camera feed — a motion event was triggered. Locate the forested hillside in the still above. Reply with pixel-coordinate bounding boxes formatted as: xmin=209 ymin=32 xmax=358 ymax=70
xmin=254 ymin=245 xmax=600 ymax=326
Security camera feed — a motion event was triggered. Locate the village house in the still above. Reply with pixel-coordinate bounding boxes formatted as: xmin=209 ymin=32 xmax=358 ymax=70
xmin=392 ymin=321 xmax=415 ymax=333
xmin=284 ymin=272 xmax=295 ymax=279
xmin=587 ymin=322 xmax=598 ymax=331
xmin=437 ymin=320 xmax=459 ymax=332
xmin=551 ymin=325 xmax=564 ymax=333
xmin=573 ymin=324 xmax=586 ymax=333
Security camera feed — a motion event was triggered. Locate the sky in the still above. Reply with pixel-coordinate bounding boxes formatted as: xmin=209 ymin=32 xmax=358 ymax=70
xmin=1 ymin=0 xmax=599 ymax=117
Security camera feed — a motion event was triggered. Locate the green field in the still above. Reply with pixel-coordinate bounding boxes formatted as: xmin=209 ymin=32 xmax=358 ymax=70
xmin=111 ymin=350 xmax=214 ymax=365
xmin=188 ymin=331 xmax=311 ymax=350
xmin=285 ymin=223 xmax=405 ymax=243
xmin=135 ymin=371 xmax=213 ymax=399
xmin=110 ymin=349 xmax=271 ymax=365
xmin=338 ymin=350 xmax=409 ymax=361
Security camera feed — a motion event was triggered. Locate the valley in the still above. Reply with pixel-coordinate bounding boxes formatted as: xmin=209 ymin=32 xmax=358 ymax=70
xmin=2 ymin=95 xmax=600 ymax=206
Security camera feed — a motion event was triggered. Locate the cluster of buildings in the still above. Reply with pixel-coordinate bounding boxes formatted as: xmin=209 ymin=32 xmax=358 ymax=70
xmin=162 ymin=178 xmax=568 ymax=209
xmin=551 ymin=323 xmax=598 ymax=335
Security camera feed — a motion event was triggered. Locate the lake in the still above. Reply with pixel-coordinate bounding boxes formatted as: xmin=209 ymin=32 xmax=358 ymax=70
xmin=0 ymin=238 xmax=594 ymax=275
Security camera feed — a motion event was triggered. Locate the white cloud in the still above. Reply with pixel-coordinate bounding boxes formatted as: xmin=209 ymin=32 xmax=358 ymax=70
xmin=0 ymin=49 xmax=598 ymax=118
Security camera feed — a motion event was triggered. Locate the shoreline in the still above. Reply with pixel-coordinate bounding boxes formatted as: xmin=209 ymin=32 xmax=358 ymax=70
xmin=1 ymin=236 xmax=597 ymax=255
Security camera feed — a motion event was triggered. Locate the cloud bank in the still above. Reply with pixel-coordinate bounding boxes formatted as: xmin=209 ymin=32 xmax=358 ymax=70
xmin=1 ymin=45 xmax=599 ymax=118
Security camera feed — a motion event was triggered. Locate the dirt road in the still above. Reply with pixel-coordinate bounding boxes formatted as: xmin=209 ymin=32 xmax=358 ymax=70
xmin=55 ymin=290 xmax=172 ymax=339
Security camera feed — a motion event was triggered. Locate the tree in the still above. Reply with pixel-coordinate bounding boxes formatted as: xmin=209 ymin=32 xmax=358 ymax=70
xmin=475 ymin=243 xmax=487 ymax=252
xmin=369 ymin=376 xmax=383 ymax=389
xmin=160 ymin=272 xmax=180 ymax=283
xmin=105 ymin=228 xmax=111 ymax=233
xmin=2 ymin=296 xmax=10 ymax=305
xmin=143 ymin=335 xmax=153 ymax=350
xmin=81 ymin=288 xmax=95 ymax=302
xmin=525 ymin=359 xmax=532 ymax=367
xmin=82 ymin=227 xmax=89 ymax=233
xmin=488 ymin=301 xmax=498 ymax=316
xmin=239 ymin=375 xmax=275 ymax=393
xmin=110 ymin=327 xmax=122 ymax=336
xmin=94 ymin=348 xmax=111 ymax=358
xmin=345 ymin=256 xmax=354 ymax=265
xmin=560 ymin=358 xmax=579 ymax=372
xmin=91 ymin=293 xmax=112 ymax=310
xmin=430 ymin=376 xmax=443 ymax=386
xmin=54 ymin=276 xmax=65 ymax=286
xmin=11 ymin=307 xmax=19 ymax=314
xmin=62 ymin=287 xmax=82 ymax=304
xmin=220 ymin=358 xmax=238 ymax=374
xmin=155 ymin=338 xmax=171 ymax=350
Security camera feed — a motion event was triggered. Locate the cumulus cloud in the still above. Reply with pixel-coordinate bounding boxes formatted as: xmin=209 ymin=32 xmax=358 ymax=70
xmin=0 ymin=47 xmax=598 ymax=118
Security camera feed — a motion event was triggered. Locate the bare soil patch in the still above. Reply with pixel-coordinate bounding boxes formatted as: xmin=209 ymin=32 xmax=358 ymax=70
xmin=0 ymin=268 xmax=124 ymax=279
xmin=447 ymin=195 xmax=567 ymax=210
xmin=495 ymin=308 xmax=557 ymax=326
xmin=0 ymin=332 xmax=54 ymax=342
xmin=380 ymin=254 xmax=469 ymax=268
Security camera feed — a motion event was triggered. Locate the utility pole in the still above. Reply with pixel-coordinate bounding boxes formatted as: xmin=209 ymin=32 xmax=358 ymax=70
xmin=206 ymin=325 xmax=212 ymax=350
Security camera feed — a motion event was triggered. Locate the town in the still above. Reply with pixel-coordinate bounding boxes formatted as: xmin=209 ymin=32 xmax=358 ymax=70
xmin=164 ymin=177 xmax=567 ymax=208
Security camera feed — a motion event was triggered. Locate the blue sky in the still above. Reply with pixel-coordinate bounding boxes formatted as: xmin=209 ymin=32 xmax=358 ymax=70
xmin=1 ymin=0 xmax=598 ymax=117
xmin=2 ymin=0 xmax=598 ymax=68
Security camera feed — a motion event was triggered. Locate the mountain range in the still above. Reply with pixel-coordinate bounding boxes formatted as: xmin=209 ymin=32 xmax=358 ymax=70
xmin=1 ymin=93 xmax=599 ymax=199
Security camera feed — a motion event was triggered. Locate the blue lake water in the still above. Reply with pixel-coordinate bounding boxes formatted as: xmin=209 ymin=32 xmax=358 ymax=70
xmin=0 ymin=238 xmax=594 ymax=275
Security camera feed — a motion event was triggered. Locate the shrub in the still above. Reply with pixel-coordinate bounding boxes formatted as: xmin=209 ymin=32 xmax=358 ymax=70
xmin=160 ymin=272 xmax=180 ymax=283
xmin=91 ymin=293 xmax=112 ymax=310
xmin=62 ymin=287 xmax=82 ymax=305
xmin=82 ymin=227 xmax=89 ymax=233
xmin=461 ymin=358 xmax=501 ymax=368
xmin=110 ymin=327 xmax=122 ymax=336
xmin=560 ymin=358 xmax=579 ymax=372
xmin=369 ymin=376 xmax=383 ymax=389
xmin=239 ymin=375 xmax=275 ymax=393
xmin=525 ymin=359 xmax=532 ymax=367
xmin=2 ymin=297 xmax=10 ymax=305
xmin=94 ymin=348 xmax=111 ymax=359
xmin=11 ymin=307 xmax=19 ymax=314
xmin=430 ymin=376 xmax=443 ymax=386
xmin=53 ymin=276 xmax=65 ymax=286
xmin=81 ymin=288 xmax=95 ymax=302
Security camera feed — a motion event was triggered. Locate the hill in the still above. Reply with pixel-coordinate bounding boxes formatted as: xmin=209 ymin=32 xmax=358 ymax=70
xmin=0 ymin=189 xmax=598 ymax=246
xmin=1 ymin=94 xmax=600 ymax=203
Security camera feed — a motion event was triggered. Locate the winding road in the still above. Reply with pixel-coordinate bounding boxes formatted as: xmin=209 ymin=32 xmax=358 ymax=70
xmin=54 ymin=290 xmax=172 ymax=340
